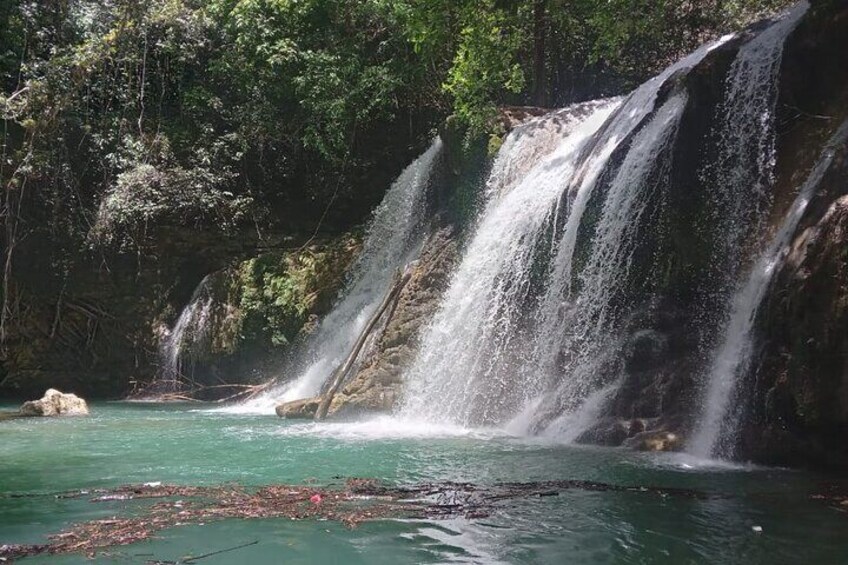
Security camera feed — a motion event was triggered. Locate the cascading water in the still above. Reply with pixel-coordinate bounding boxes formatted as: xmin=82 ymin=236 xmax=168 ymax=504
xmin=685 ymin=2 xmax=809 ymax=459
xmin=702 ymin=1 xmax=808 ymax=277
xmin=401 ymin=34 xmax=729 ymax=430
xmin=236 ymin=139 xmax=443 ymax=413
xmin=401 ymin=100 xmax=620 ymax=426
xmin=689 ymin=120 xmax=848 ymax=459
xmin=532 ymin=92 xmax=689 ymax=439
xmin=485 ymin=107 xmax=602 ymax=201
xmin=519 ymin=38 xmax=731 ymax=436
xmin=158 ymin=275 xmax=215 ymax=391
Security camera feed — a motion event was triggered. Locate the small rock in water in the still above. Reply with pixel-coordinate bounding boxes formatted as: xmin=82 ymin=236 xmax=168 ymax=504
xmin=276 ymin=398 xmax=320 ymax=419
xmin=19 ymin=389 xmax=89 ymax=417
xmin=752 ymin=525 xmax=763 ymax=533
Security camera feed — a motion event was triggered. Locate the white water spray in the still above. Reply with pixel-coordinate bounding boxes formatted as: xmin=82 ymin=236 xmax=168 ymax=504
xmin=702 ymin=1 xmax=808 ymax=301
xmin=233 ymin=139 xmax=443 ymax=413
xmin=400 ymin=101 xmax=620 ymax=426
xmin=532 ymin=92 xmax=689 ymax=437
xmin=158 ymin=275 xmax=215 ymax=390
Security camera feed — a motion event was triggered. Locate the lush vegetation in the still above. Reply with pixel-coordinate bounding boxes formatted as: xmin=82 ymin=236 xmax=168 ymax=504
xmin=0 ymin=0 xmax=791 ymax=246
xmin=0 ymin=0 xmax=791 ymax=393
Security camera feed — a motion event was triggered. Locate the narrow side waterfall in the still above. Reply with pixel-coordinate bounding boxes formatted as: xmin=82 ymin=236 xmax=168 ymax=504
xmin=158 ymin=276 xmax=215 ymax=391
xmin=238 ymin=139 xmax=443 ymax=412
xmin=401 ymin=101 xmax=620 ymax=425
xmin=689 ymin=120 xmax=848 ymax=459
xmin=686 ymin=2 xmax=809 ymax=459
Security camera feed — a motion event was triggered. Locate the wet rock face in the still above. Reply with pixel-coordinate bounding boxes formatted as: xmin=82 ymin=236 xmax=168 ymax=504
xmin=624 ymin=330 xmax=670 ymax=373
xmin=624 ymin=430 xmax=683 ymax=452
xmin=569 ymin=3 xmax=848 ymax=469
xmin=746 ymin=190 xmax=848 ymax=469
xmin=327 ymin=226 xmax=459 ymax=418
xmin=720 ymin=2 xmax=848 ymax=468
xmin=19 ymin=389 xmax=89 ymax=417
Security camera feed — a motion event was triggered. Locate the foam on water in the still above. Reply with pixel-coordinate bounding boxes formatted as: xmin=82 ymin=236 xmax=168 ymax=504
xmin=271 ymin=416 xmax=508 ymax=442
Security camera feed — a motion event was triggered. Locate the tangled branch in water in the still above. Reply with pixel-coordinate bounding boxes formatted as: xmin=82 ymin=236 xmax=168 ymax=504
xmin=1 ymin=478 xmax=844 ymax=561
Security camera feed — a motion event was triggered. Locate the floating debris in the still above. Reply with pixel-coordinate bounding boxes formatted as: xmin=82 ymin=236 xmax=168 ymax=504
xmin=0 ymin=478 xmax=745 ymax=561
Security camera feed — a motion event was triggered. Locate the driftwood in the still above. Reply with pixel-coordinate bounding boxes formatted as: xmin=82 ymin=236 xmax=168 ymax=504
xmin=128 ymin=383 xmax=271 ymax=404
xmin=314 ymin=263 xmax=414 ymax=421
xmin=2 ymin=477 xmax=846 ymax=561
xmin=0 ymin=477 xmax=724 ymax=561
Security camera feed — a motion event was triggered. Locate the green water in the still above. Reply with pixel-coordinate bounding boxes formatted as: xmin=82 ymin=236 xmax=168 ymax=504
xmin=1 ymin=403 xmax=846 ymax=564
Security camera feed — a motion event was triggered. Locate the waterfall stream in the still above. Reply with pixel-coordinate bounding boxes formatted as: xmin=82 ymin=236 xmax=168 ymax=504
xmin=532 ymin=91 xmax=689 ymax=439
xmin=158 ymin=275 xmax=215 ymax=391
xmin=690 ymin=120 xmax=848 ymax=459
xmin=686 ymin=2 xmax=809 ymax=459
xmin=401 ymin=34 xmax=729 ymax=431
xmin=401 ymin=100 xmax=620 ymax=426
xmin=235 ymin=139 xmax=443 ymax=413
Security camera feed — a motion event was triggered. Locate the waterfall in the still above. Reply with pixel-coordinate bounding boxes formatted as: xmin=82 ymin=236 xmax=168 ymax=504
xmin=525 ymin=38 xmax=731 ymax=423
xmin=689 ymin=120 xmax=848 ymax=459
xmin=400 ymin=101 xmax=620 ymax=426
xmin=485 ymin=107 xmax=604 ymax=200
xmin=158 ymin=275 xmax=215 ymax=391
xmin=237 ymin=139 xmax=443 ymax=412
xmin=686 ymin=2 xmax=808 ymax=459
xmin=400 ymin=33 xmax=729 ymax=430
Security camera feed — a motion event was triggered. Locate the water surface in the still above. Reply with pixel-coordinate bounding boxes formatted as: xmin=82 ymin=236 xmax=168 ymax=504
xmin=1 ymin=403 xmax=845 ymax=564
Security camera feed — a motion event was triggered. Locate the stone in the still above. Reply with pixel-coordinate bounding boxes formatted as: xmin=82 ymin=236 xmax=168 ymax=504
xmin=624 ymin=430 xmax=683 ymax=452
xmin=275 ymin=397 xmax=320 ymax=419
xmin=19 ymin=389 xmax=89 ymax=417
xmin=624 ymin=330 xmax=669 ymax=373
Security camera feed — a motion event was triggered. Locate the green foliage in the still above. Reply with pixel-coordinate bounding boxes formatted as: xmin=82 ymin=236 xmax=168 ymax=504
xmin=234 ymin=235 xmax=360 ymax=349
xmin=400 ymin=0 xmax=792 ymax=134
xmin=1 ymin=0 xmax=440 ymax=255
xmin=444 ymin=7 xmax=525 ymax=133
xmin=0 ymin=0 xmax=796 ymax=259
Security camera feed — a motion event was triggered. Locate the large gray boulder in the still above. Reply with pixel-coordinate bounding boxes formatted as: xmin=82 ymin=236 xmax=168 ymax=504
xmin=20 ymin=389 xmax=89 ymax=417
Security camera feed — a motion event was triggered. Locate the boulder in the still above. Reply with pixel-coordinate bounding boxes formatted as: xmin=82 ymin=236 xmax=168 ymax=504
xmin=19 ymin=389 xmax=89 ymax=417
xmin=275 ymin=397 xmax=320 ymax=419
xmin=624 ymin=430 xmax=683 ymax=452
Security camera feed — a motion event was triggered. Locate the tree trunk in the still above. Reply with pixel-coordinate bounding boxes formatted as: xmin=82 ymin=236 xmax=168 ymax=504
xmin=314 ymin=265 xmax=413 ymax=421
xmin=533 ymin=0 xmax=548 ymax=107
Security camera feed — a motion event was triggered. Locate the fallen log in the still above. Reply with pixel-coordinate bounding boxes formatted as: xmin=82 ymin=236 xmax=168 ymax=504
xmin=314 ymin=263 xmax=414 ymax=421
